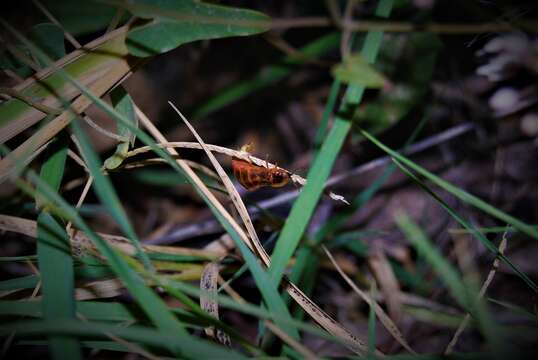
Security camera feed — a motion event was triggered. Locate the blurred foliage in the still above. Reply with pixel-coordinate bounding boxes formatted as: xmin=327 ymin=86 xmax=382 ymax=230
xmin=1 ymin=0 xmax=538 ymax=358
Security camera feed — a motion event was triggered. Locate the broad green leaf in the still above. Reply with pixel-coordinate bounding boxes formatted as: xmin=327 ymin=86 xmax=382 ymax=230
xmin=332 ymin=54 xmax=386 ymax=88
xmin=104 ymin=86 xmax=137 ymax=170
xmin=123 ymin=0 xmax=271 ymax=57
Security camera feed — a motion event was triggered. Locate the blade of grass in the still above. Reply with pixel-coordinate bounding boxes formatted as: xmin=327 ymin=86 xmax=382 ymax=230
xmin=396 ymin=214 xmax=505 ymax=359
xmin=269 ymin=0 xmax=394 ymax=285
xmin=391 ymin=158 xmax=538 ymax=294
xmin=368 ymin=283 xmax=377 ymax=360
xmin=35 ymin=132 xmax=82 ymax=360
xmin=162 ymin=278 xmax=356 ymax=347
xmin=191 ymin=32 xmax=340 ymax=120
xmin=3 ymin=23 xmax=367 ymax=355
xmin=323 ymin=246 xmax=414 ymax=354
xmin=313 ymin=80 xmax=341 ymax=150
xmin=171 ymin=103 xmax=300 ymax=340
xmin=71 ymin=119 xmax=153 ymax=272
xmin=396 ymin=214 xmax=469 ymax=308
xmin=14 ymin=168 xmax=235 ymax=358
xmin=1 ymin=319 xmax=242 ymax=359
xmin=359 ymin=128 xmax=538 ymax=241
xmin=292 ymin=115 xmax=427 ymax=291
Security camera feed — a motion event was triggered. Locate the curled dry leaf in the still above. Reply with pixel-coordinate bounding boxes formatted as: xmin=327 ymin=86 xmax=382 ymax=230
xmin=200 ymin=261 xmax=232 ymax=347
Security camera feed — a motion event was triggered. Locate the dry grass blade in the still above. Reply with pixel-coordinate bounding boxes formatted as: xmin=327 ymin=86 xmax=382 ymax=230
xmin=170 ymin=102 xmax=381 ymax=354
xmin=200 ymin=262 xmax=231 ymax=346
xmin=0 ymin=26 xmax=130 ymax=145
xmin=444 ymin=234 xmax=508 ymax=354
xmin=141 ymin=103 xmax=369 ymax=354
xmin=282 ymin=280 xmax=371 ymax=355
xmin=134 ymin=103 xmax=374 ymax=355
xmin=118 ymin=158 xmax=221 ymax=181
xmin=0 ymin=61 xmax=132 ymax=184
xmin=168 ymin=102 xmax=267 ymax=263
xmin=368 ymin=246 xmax=403 ymax=322
xmin=264 ymin=321 xmax=319 ymax=360
xmin=74 ymin=279 xmax=123 ymax=300
xmin=126 ymin=141 xmax=348 ymax=204
xmin=323 ymin=246 xmax=416 ymax=355
xmin=0 ymin=214 xmax=224 ymax=259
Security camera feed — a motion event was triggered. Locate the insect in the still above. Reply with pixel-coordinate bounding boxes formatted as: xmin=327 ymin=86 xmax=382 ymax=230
xmin=231 ymin=144 xmax=290 ymax=191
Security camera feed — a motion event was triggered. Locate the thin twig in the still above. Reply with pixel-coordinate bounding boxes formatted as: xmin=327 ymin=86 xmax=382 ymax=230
xmin=444 ymin=232 xmax=508 ymax=354
xmin=1 ymin=69 xmax=24 ymax=83
xmin=270 ymin=17 xmax=528 ymax=33
xmin=33 ymin=0 xmax=81 ymax=48
xmin=83 ymin=115 xmax=127 ymax=142
xmin=106 ymin=8 xmax=126 ymax=34
xmin=340 ymin=0 xmax=358 ymax=60
xmin=67 ymin=149 xmax=89 ymax=172
xmin=323 ymin=246 xmax=416 ymax=354
xmin=263 ymin=33 xmax=330 ymax=67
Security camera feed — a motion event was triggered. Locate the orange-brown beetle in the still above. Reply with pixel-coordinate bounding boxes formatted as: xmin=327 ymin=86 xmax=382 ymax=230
xmin=232 ymin=157 xmax=290 ymax=191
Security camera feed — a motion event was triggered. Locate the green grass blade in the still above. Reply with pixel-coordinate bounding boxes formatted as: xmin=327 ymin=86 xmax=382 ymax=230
xmin=359 ymin=128 xmax=538 ymax=241
xmin=21 ymin=340 xmax=128 ymax=352
xmin=396 ymin=214 xmax=470 ymax=308
xmin=231 ymin=228 xmax=300 ymax=340
xmin=396 ymin=214 xmax=505 ymax=358
xmin=269 ymin=0 xmax=395 ymax=285
xmin=36 ymin=213 xmax=81 ymax=360
xmin=162 ymin=279 xmax=346 ymax=346
xmin=71 ymin=120 xmax=153 ymax=272
xmin=0 ymin=19 xmax=155 ymax=274
xmin=0 ymin=275 xmax=39 ymax=291
xmin=1 ymin=319 xmax=243 ymax=359
xmin=191 ymin=33 xmax=340 ymax=120
xmin=3 ymin=21 xmax=302 ymax=344
xmin=17 ymin=170 xmax=209 ymax=358
xmin=35 ymin=133 xmax=82 ymax=360
xmin=392 ymin=158 xmax=538 ymax=294
xmin=313 ymin=80 xmax=341 ymax=150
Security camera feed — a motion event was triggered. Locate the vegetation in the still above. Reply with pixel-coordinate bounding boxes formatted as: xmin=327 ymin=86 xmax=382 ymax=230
xmin=1 ymin=0 xmax=537 ymax=359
